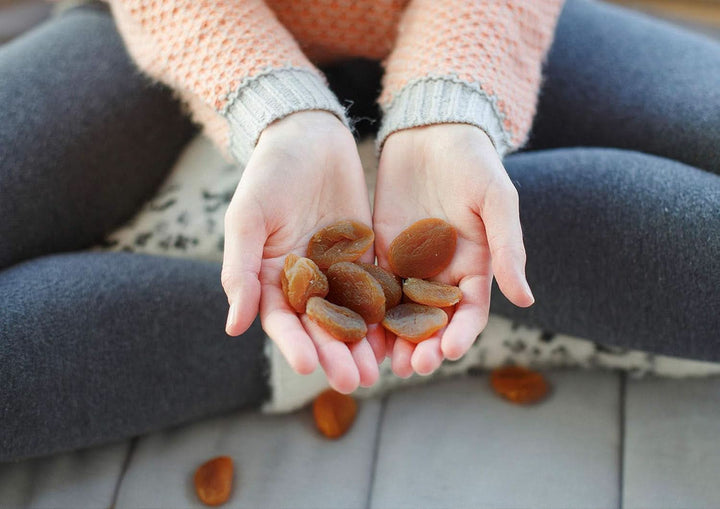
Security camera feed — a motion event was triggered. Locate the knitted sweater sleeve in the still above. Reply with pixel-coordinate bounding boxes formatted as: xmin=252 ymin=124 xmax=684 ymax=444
xmin=107 ymin=0 xmax=350 ymax=165
xmin=377 ymin=0 xmax=565 ymax=158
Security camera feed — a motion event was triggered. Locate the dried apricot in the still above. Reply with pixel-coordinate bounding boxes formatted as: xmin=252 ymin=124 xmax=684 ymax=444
xmin=388 ymin=218 xmax=457 ymax=279
xmin=355 ymin=262 xmax=402 ymax=309
xmin=313 ymin=389 xmax=358 ymax=439
xmin=306 ymin=220 xmax=374 ymax=269
xmin=326 ymin=262 xmax=385 ymax=323
xmin=306 ymin=296 xmax=367 ymax=342
xmin=489 ymin=365 xmax=550 ymax=404
xmin=281 ymin=254 xmax=329 ymax=313
xmin=194 ymin=456 xmax=233 ymax=506
xmin=403 ymin=278 xmax=462 ymax=307
xmin=381 ymin=303 xmax=448 ymax=343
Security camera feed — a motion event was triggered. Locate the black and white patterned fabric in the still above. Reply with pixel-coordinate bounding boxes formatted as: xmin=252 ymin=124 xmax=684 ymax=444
xmin=92 ymin=135 xmax=720 ymax=413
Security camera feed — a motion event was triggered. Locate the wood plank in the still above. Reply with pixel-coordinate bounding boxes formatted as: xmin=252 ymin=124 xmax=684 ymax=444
xmin=0 ymin=441 xmax=131 ymax=509
xmin=115 ymin=400 xmax=382 ymax=509
xmin=623 ymin=376 xmax=720 ymax=508
xmin=369 ymin=370 xmax=622 ymax=509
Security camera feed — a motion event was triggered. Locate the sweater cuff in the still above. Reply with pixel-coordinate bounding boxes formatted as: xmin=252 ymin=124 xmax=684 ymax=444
xmin=224 ymin=68 xmax=350 ymax=165
xmin=376 ymin=78 xmax=515 ymax=159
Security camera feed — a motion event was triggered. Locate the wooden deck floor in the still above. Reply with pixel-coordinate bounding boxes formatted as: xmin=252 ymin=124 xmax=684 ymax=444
xmin=2 ymin=370 xmax=720 ymax=508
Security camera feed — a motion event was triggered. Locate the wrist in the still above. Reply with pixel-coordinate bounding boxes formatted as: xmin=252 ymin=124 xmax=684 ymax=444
xmin=384 ymin=123 xmax=496 ymax=161
xmin=255 ymin=111 xmax=357 ymax=167
xmin=249 ymin=111 xmax=361 ymax=184
xmin=224 ymin=68 xmax=350 ymax=166
xmin=386 ymin=122 xmax=492 ymax=145
xmin=376 ymin=78 xmax=513 ymax=158
xmin=260 ymin=110 xmax=349 ymax=145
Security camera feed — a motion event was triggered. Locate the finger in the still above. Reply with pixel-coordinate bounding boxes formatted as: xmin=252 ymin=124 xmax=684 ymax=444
xmin=371 ymin=207 xmax=407 ymax=275
xmin=385 ymin=331 xmax=396 ymax=359
xmin=366 ymin=323 xmax=386 ymax=364
xmin=481 ymin=178 xmax=535 ymax=308
xmin=222 ymin=206 xmax=265 ymax=336
xmin=391 ymin=337 xmax=415 ymax=378
xmin=441 ymin=274 xmax=491 ymax=360
xmin=300 ymin=314 xmax=361 ymax=394
xmin=357 ymin=237 xmax=376 ymax=265
xmin=347 ymin=339 xmax=380 ymax=388
xmin=411 ymin=337 xmax=444 ymax=376
xmin=260 ymin=281 xmax=319 ymax=375
xmin=442 ymin=305 xmax=456 ymax=323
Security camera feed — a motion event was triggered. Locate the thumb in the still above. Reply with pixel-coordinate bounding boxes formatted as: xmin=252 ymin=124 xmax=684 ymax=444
xmin=222 ymin=205 xmax=266 ymax=336
xmin=481 ymin=177 xmax=535 ymax=308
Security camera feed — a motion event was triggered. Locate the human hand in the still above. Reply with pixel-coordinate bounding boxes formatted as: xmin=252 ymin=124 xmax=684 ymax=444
xmin=222 ymin=111 xmax=384 ymax=393
xmin=373 ymin=124 xmax=535 ymax=377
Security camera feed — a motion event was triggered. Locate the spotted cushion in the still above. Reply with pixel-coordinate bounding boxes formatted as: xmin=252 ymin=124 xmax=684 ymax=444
xmin=91 ymin=134 xmax=720 ymax=413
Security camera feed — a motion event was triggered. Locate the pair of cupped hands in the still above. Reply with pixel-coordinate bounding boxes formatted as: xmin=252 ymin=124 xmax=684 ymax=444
xmin=223 ymin=110 xmax=535 ymax=394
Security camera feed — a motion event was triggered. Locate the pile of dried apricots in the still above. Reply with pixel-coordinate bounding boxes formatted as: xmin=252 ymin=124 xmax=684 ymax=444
xmin=282 ymin=218 xmax=462 ymax=342
xmin=193 ymin=218 xmax=552 ymax=506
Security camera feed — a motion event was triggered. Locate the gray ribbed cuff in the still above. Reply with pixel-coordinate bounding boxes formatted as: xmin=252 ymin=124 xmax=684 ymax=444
xmin=376 ymin=78 xmax=515 ymax=158
xmin=224 ymin=68 xmax=350 ymax=165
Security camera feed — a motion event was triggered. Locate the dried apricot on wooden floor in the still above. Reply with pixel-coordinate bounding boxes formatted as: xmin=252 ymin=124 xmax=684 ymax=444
xmin=306 ymin=220 xmax=374 ymax=269
xmin=388 ymin=218 xmax=457 ymax=278
xmin=381 ymin=303 xmax=448 ymax=343
xmin=489 ymin=365 xmax=550 ymax=405
xmin=281 ymin=253 xmax=329 ymax=313
xmin=194 ymin=456 xmax=233 ymax=506
xmin=306 ymin=296 xmax=367 ymax=342
xmin=326 ymin=262 xmax=385 ymax=323
xmin=313 ymin=389 xmax=357 ymax=439
xmin=403 ymin=278 xmax=462 ymax=307
xmin=355 ymin=262 xmax=402 ymax=309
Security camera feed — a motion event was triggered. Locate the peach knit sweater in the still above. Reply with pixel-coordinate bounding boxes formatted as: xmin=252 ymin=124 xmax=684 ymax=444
xmin=106 ymin=0 xmax=565 ymax=164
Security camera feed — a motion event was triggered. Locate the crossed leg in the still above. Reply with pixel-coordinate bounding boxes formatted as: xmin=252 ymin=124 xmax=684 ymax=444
xmin=0 ymin=5 xmax=270 ymax=463
xmin=0 ymin=4 xmax=195 ymax=271
xmin=490 ymin=0 xmax=720 ymax=362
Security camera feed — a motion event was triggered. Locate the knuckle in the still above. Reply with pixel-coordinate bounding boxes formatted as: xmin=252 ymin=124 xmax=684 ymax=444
xmin=220 ymin=266 xmax=247 ymax=292
xmin=516 ymin=243 xmax=527 ymax=263
xmin=502 ymin=181 xmax=520 ymax=205
xmin=490 ymin=173 xmax=518 ymax=196
xmin=490 ymin=236 xmax=526 ymax=262
xmin=221 ymin=256 xmax=261 ymax=292
xmin=220 ymin=268 xmax=241 ymax=292
xmin=484 ymin=175 xmax=518 ymax=210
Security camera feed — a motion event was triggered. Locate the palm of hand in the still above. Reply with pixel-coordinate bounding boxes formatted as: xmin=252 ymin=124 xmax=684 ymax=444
xmin=223 ymin=111 xmax=384 ymax=394
xmin=373 ymin=124 xmax=535 ymax=377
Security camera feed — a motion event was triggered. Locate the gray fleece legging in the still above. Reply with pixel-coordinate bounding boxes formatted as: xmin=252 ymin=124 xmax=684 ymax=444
xmin=1 ymin=0 xmax=719 ymax=462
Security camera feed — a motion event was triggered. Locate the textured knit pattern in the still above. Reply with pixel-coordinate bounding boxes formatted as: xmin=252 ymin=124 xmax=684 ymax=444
xmin=268 ymin=0 xmax=408 ymax=64
xmin=107 ymin=0 xmax=564 ymax=162
xmin=378 ymin=0 xmax=565 ymax=151
xmin=224 ymin=68 xmax=353 ymax=163
xmin=107 ymin=0 xmax=348 ymax=162
xmin=110 ymin=0 xmax=314 ymax=111
xmin=375 ymin=78 xmax=515 ymax=156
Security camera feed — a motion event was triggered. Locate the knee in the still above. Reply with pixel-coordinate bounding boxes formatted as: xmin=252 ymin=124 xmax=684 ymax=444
xmin=0 ymin=252 xmax=269 ymax=461
xmin=506 ymin=148 xmax=720 ymax=226
xmin=492 ymin=148 xmax=720 ymax=358
xmin=537 ymin=0 xmax=720 ymax=174
xmin=502 ymin=146 xmax=720 ymax=303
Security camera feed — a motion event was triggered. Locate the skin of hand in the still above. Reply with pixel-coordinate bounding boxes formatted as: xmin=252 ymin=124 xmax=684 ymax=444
xmin=222 ymin=110 xmax=385 ymax=394
xmin=373 ymin=123 xmax=535 ymax=378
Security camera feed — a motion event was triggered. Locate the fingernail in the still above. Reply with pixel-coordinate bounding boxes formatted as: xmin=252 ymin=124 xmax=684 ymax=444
xmin=225 ymin=303 xmax=237 ymax=334
xmin=522 ymin=279 xmax=535 ymax=303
